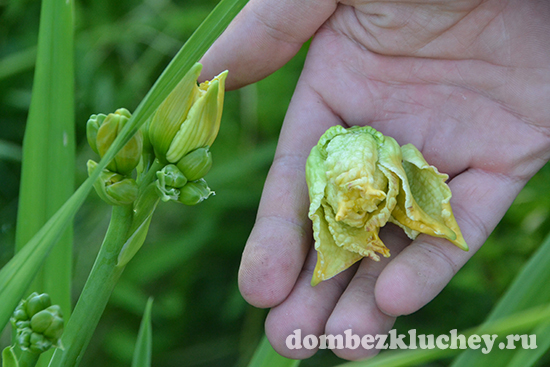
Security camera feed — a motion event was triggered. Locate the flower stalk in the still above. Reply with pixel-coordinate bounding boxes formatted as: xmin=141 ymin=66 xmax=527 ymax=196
xmin=48 ymin=204 xmax=133 ymax=367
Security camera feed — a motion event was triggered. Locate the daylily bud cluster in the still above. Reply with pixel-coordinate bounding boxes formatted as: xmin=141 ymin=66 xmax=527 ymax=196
xmin=155 ymin=147 xmax=214 ymax=204
xmin=11 ymin=292 xmax=64 ymax=354
xmin=85 ymin=63 xmax=227 ymax=207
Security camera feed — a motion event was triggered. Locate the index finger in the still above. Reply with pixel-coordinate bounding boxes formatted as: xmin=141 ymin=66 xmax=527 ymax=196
xmin=199 ymin=0 xmax=336 ymax=89
xmin=238 ymin=82 xmax=342 ymax=308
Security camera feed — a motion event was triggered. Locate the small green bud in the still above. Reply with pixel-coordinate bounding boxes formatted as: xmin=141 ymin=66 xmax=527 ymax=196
xmin=30 ymin=305 xmax=63 ymax=337
xmin=104 ymin=178 xmax=139 ymax=205
xmin=11 ymin=293 xmax=64 ymax=355
xmin=149 ymin=63 xmax=227 ymax=164
xmin=30 ymin=311 xmax=52 ymax=334
xmin=12 ymin=308 xmax=28 ymax=323
xmin=88 ymin=160 xmax=139 ymax=206
xmin=16 ymin=329 xmax=31 ymax=350
xmin=155 ymin=164 xmax=187 ymax=202
xmin=86 ymin=113 xmax=106 ymax=154
xmin=177 ymin=179 xmax=214 ymax=206
xmin=93 ymin=108 xmax=143 ymax=175
xmin=157 ymin=164 xmax=188 ymax=188
xmin=155 ymin=181 xmax=179 ymax=202
xmin=29 ymin=332 xmax=52 ymax=354
xmin=176 ymin=147 xmax=213 ymax=181
xmin=25 ymin=293 xmax=51 ymax=318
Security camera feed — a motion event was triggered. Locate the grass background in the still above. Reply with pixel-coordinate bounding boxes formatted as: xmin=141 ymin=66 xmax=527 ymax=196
xmin=1 ymin=0 xmax=550 ymax=366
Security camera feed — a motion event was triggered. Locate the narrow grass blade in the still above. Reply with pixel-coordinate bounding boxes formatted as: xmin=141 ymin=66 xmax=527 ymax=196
xmin=0 ymin=46 xmax=36 ymax=81
xmin=506 ymin=320 xmax=550 ymax=367
xmin=451 ymin=231 xmax=550 ymax=367
xmin=247 ymin=335 xmax=300 ymax=367
xmin=2 ymin=346 xmax=19 ymax=367
xmin=335 ymin=303 xmax=550 ymax=367
xmin=131 ymin=298 xmax=154 ymax=367
xmin=0 ymin=182 xmax=91 ymax=330
xmin=15 ymin=0 xmax=75 ymax=321
xmin=0 ymin=139 xmax=22 ymax=162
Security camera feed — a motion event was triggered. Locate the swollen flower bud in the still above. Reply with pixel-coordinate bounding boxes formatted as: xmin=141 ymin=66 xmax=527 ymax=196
xmin=89 ymin=108 xmax=143 ymax=175
xmin=176 ymin=147 xmax=213 ymax=181
xmin=88 ymin=160 xmax=139 ymax=206
xmin=86 ymin=113 xmax=106 ymax=155
xmin=306 ymin=126 xmax=467 ymax=285
xmin=149 ymin=63 xmax=227 ymax=164
xmin=11 ymin=293 xmax=64 ymax=354
xmin=178 ymin=179 xmax=214 ymax=206
xmin=157 ymin=164 xmax=187 ymax=188
xmin=155 ymin=164 xmax=187 ymax=202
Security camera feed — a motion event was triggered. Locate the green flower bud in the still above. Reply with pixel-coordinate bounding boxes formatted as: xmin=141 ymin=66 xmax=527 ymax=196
xmin=31 ymin=305 xmax=64 ymax=340
xmin=176 ymin=147 xmax=213 ymax=181
xmin=29 ymin=332 xmax=52 ymax=354
xmin=87 ymin=160 xmax=139 ymax=206
xmin=155 ymin=182 xmax=179 ymax=202
xmin=157 ymin=164 xmax=188 ymax=188
xmin=154 ymin=165 xmax=187 ymax=202
xmin=25 ymin=293 xmax=51 ymax=318
xmin=86 ymin=113 xmax=107 ymax=155
xmin=16 ymin=328 xmax=31 ymax=350
xmin=177 ymin=179 xmax=214 ymax=206
xmin=12 ymin=308 xmax=28 ymax=323
xmin=93 ymin=108 xmax=143 ymax=175
xmin=149 ymin=63 xmax=227 ymax=164
xmin=11 ymin=293 xmax=64 ymax=354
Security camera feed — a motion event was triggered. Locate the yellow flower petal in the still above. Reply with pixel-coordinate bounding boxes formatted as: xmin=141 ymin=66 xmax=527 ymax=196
xmin=391 ymin=144 xmax=468 ymax=250
xmin=310 ymin=204 xmax=363 ymax=286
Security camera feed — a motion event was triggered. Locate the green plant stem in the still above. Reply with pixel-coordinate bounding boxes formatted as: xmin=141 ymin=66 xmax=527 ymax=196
xmin=49 ymin=205 xmax=134 ymax=367
xmin=18 ymin=350 xmax=39 ymax=367
xmin=138 ymin=159 xmax=163 ymax=188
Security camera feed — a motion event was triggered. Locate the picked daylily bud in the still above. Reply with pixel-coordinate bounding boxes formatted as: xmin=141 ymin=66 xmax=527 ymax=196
xmin=94 ymin=108 xmax=143 ymax=175
xmin=178 ymin=179 xmax=214 ymax=206
xmin=11 ymin=293 xmax=64 ymax=354
xmin=306 ymin=126 xmax=467 ymax=286
xmin=148 ymin=63 xmax=227 ymax=164
xmin=87 ymin=160 xmax=139 ymax=206
xmin=176 ymin=147 xmax=213 ymax=181
xmin=86 ymin=113 xmax=106 ymax=155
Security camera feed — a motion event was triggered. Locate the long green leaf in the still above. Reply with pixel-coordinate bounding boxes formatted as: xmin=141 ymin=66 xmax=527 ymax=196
xmin=451 ymin=231 xmax=550 ymax=367
xmin=247 ymin=335 xmax=300 ymax=367
xmin=2 ymin=346 xmax=19 ymax=367
xmin=0 ymin=0 xmax=248 ymax=338
xmin=0 ymin=139 xmax=22 ymax=162
xmin=0 ymin=183 xmax=91 ymax=330
xmin=0 ymin=46 xmax=36 ymax=81
xmin=131 ymin=298 xmax=154 ymax=367
xmin=15 ymin=0 xmax=75 ymax=323
xmin=336 ymin=303 xmax=550 ymax=367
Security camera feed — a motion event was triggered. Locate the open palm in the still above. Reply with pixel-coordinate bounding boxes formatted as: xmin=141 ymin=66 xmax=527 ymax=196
xmin=201 ymin=0 xmax=550 ymax=360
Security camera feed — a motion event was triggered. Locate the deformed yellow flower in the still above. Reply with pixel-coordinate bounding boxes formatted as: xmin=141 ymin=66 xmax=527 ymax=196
xmin=306 ymin=126 xmax=467 ymax=286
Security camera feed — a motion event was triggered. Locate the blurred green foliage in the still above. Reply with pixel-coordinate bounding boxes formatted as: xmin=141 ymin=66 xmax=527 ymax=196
xmin=1 ymin=0 xmax=550 ymax=366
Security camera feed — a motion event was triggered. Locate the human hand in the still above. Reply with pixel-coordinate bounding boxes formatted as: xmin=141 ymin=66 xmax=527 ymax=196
xmin=200 ymin=0 xmax=550 ymax=360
